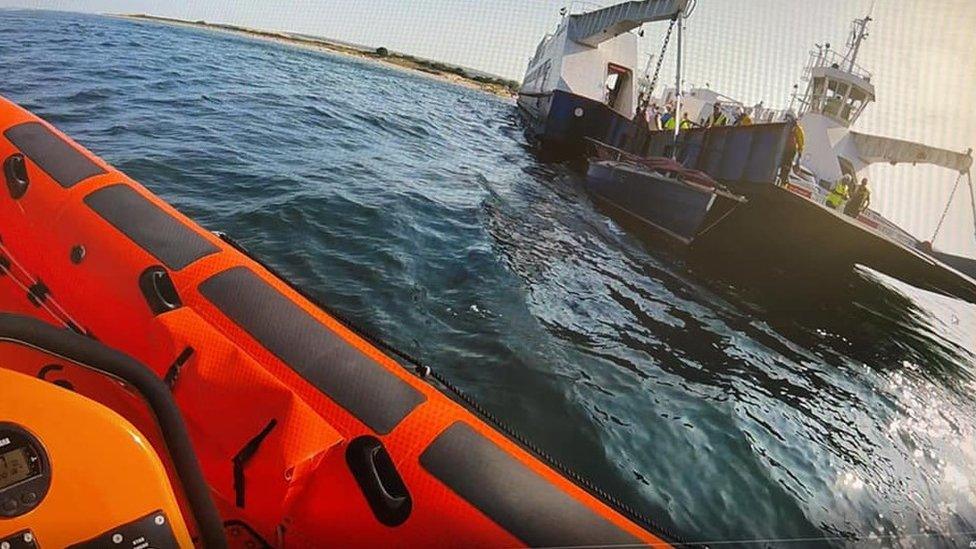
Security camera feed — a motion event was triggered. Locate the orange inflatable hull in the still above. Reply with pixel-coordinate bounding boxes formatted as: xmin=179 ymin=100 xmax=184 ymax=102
xmin=0 ymin=96 xmax=672 ymax=547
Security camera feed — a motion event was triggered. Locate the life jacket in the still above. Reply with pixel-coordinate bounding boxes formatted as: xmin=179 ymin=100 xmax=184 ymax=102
xmin=793 ymin=124 xmax=805 ymax=152
xmin=826 ymin=181 xmax=849 ymax=208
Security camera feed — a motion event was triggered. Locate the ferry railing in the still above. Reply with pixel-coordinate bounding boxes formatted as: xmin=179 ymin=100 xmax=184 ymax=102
xmin=809 ymin=49 xmax=872 ymax=81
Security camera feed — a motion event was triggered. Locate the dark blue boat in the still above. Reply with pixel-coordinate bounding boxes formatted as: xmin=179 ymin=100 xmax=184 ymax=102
xmin=584 ymin=140 xmax=745 ymax=245
xmin=518 ymin=90 xmax=632 ymax=161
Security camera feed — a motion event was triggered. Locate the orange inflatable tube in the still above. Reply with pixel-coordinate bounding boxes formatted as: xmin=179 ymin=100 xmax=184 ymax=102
xmin=0 ymin=95 xmax=674 ymax=547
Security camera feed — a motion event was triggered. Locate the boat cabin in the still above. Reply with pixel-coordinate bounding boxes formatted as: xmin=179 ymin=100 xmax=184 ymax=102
xmin=798 ymin=50 xmax=875 ymax=127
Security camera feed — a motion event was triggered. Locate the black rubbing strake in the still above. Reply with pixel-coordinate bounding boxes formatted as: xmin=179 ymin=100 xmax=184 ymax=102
xmin=84 ymin=184 xmax=220 ymax=270
xmin=198 ymin=266 xmax=425 ymax=434
xmin=26 ymin=280 xmax=50 ymax=307
xmin=4 ymin=122 xmax=106 ymax=188
xmin=419 ymin=422 xmax=643 ymax=547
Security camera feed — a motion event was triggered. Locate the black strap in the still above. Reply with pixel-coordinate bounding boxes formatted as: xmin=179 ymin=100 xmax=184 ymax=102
xmin=232 ymin=419 xmax=277 ymax=508
xmin=163 ymin=347 xmax=195 ymax=390
xmin=26 ymin=279 xmax=49 ymax=307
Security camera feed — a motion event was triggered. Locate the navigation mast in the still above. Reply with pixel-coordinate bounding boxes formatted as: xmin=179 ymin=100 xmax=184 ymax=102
xmin=844 ymin=14 xmax=871 ymax=72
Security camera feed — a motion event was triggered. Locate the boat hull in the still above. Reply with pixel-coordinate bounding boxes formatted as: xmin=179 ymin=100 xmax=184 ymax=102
xmin=931 ymin=251 xmax=976 ymax=282
xmin=0 ymin=96 xmax=673 ymax=546
xmin=585 ymin=160 xmax=741 ymax=245
xmin=620 ymin=124 xmax=976 ymax=303
xmin=518 ymin=89 xmax=632 ymax=160
xmin=691 ymin=183 xmax=976 ymax=303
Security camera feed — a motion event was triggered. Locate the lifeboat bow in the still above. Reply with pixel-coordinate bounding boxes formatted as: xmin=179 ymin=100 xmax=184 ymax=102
xmin=0 ymin=96 xmax=675 ymax=547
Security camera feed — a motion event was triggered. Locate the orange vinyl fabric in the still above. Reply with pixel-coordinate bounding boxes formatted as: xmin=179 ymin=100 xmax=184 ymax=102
xmin=0 ymin=96 xmax=671 ymax=547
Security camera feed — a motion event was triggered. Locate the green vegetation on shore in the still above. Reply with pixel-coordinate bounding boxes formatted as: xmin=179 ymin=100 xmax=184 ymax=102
xmin=123 ymin=14 xmax=520 ymax=96
xmin=371 ymin=47 xmax=519 ymax=93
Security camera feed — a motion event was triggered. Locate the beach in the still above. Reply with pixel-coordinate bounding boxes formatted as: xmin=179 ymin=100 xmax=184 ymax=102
xmin=115 ymin=14 xmax=519 ymax=99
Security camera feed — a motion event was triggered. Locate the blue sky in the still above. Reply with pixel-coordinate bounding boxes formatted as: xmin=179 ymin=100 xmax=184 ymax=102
xmin=4 ymin=0 xmax=976 ymax=255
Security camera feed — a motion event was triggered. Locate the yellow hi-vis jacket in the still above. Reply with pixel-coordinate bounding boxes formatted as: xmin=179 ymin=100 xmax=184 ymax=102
xmin=826 ymin=181 xmax=849 ymax=208
xmin=793 ymin=124 xmax=805 ymax=152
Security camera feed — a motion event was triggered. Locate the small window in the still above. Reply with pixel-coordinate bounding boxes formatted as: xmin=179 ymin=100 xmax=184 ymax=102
xmin=823 ymin=79 xmax=849 ymax=118
xmin=841 ymin=87 xmax=868 ymax=122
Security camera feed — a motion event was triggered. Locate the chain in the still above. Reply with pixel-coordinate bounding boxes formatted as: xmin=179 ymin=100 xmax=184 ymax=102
xmin=931 ymin=171 xmax=963 ymax=242
xmin=638 ymin=16 xmax=678 ymax=112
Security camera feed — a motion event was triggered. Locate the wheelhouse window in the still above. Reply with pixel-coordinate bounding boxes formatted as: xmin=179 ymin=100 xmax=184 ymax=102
xmin=823 ymin=79 xmax=850 ymax=119
xmin=843 ymin=87 xmax=868 ymax=123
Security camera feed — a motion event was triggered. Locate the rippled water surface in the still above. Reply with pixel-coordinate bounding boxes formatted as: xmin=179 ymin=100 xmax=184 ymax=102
xmin=3 ymin=10 xmax=975 ymax=546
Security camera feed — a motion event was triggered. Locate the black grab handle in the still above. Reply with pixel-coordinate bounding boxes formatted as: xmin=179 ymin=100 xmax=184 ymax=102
xmin=139 ymin=266 xmax=183 ymax=315
xmin=4 ymin=153 xmax=29 ymax=199
xmin=345 ymin=435 xmax=412 ymax=526
xmin=0 ymin=314 xmax=227 ymax=548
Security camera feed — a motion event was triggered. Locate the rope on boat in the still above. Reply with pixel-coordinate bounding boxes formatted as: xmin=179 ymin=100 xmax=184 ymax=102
xmin=316 ymin=305 xmax=686 ymax=545
xmin=0 ymin=240 xmax=86 ymax=335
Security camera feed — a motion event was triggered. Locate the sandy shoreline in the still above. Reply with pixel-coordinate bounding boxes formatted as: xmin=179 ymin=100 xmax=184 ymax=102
xmin=114 ymin=14 xmax=518 ymax=100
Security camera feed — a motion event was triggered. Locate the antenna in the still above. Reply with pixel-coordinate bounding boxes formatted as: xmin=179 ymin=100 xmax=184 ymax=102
xmin=845 ymin=13 xmax=872 ymax=72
